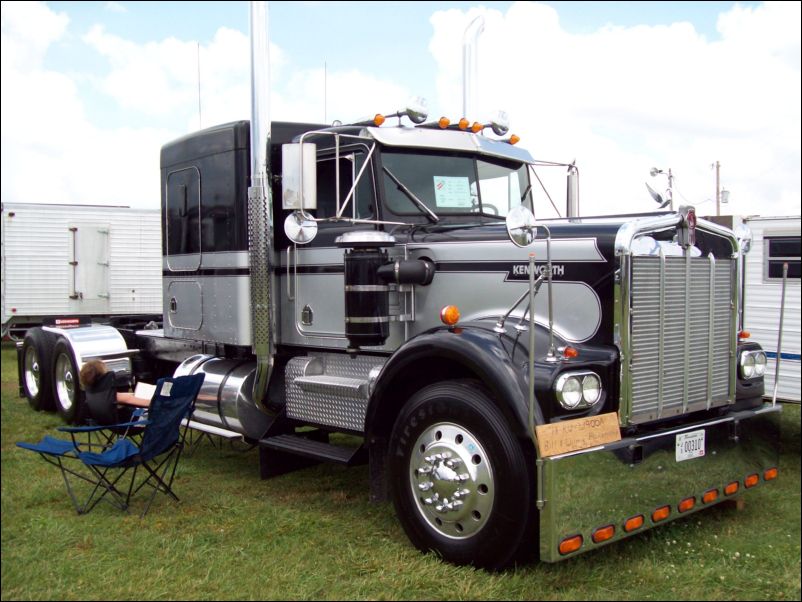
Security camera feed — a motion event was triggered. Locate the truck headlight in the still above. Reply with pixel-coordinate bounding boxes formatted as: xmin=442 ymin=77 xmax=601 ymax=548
xmin=739 ymin=350 xmax=767 ymax=379
xmin=555 ymin=371 xmax=603 ymax=410
xmin=754 ymin=351 xmax=767 ymax=376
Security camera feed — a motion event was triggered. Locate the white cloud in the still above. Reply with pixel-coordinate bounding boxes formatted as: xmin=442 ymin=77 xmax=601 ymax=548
xmin=429 ymin=1 xmax=801 ymax=218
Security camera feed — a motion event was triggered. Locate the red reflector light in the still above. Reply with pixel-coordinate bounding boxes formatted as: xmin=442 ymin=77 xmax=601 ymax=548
xmin=592 ymin=525 xmax=615 ymax=544
xmin=559 ymin=535 xmax=583 ymax=555
xmin=652 ymin=505 xmax=670 ymax=522
xmin=764 ymin=467 xmax=778 ymax=481
xmin=745 ymin=474 xmax=759 ymax=488
xmin=678 ymin=497 xmax=696 ymax=513
xmin=702 ymin=489 xmax=719 ymax=504
xmin=725 ymin=481 xmax=739 ymax=496
xmin=624 ymin=515 xmax=644 ymax=532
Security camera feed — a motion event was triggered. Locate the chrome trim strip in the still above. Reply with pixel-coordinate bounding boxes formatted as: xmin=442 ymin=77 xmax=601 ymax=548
xmin=344 ymin=285 xmax=390 ymax=292
xmin=683 ymin=249 xmax=691 ymax=414
xmin=658 ymin=248 xmax=665 ymax=419
xmin=707 ymin=253 xmax=716 ymax=410
xmin=344 ymin=316 xmax=390 ymax=324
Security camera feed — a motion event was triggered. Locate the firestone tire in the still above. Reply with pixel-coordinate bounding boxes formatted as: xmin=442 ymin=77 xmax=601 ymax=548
xmin=388 ymin=380 xmax=536 ymax=570
xmin=21 ymin=328 xmax=58 ymax=412
xmin=51 ymin=338 xmax=83 ymax=424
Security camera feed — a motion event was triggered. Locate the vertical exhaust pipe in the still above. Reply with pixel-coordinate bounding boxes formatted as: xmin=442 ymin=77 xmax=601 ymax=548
xmin=462 ymin=16 xmax=485 ymax=119
xmin=249 ymin=1 xmax=274 ymax=409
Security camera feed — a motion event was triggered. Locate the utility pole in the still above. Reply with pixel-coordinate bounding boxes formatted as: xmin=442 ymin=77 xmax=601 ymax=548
xmin=714 ymin=160 xmax=720 ymax=216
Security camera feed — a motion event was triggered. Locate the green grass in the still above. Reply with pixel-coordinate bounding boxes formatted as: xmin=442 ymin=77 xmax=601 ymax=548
xmin=2 ymin=343 xmax=800 ymax=600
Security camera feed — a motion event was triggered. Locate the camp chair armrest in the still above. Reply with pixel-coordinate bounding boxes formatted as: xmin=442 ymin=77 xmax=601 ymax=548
xmin=58 ymin=419 xmax=150 ymax=433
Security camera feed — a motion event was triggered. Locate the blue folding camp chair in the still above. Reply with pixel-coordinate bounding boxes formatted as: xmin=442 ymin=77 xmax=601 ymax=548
xmin=17 ymin=373 xmax=205 ymax=517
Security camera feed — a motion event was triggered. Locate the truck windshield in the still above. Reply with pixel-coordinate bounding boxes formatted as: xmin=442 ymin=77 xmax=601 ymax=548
xmin=381 ymin=150 xmax=532 ymax=219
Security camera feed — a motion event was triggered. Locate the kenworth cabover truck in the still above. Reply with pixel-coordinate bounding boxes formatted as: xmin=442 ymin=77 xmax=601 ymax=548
xmin=17 ymin=3 xmax=780 ymax=569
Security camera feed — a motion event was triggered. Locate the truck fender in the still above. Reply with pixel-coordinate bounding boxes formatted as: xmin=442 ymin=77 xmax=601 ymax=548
xmin=365 ymin=324 xmax=544 ymax=442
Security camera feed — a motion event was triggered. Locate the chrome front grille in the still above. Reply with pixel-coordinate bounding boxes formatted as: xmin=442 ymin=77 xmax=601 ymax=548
xmin=627 ymin=254 xmax=734 ymax=424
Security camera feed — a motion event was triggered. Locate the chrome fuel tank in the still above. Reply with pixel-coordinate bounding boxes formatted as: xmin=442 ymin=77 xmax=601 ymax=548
xmin=173 ymin=354 xmax=272 ymax=440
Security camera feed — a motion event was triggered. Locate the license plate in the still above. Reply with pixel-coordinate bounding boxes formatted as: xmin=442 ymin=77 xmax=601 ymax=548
xmin=676 ymin=429 xmax=705 ymax=462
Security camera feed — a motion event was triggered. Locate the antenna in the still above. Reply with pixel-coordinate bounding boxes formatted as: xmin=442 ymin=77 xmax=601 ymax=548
xmin=324 ymin=61 xmax=327 ymax=124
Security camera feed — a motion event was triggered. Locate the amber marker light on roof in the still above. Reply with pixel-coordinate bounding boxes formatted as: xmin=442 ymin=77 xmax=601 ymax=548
xmin=652 ymin=505 xmax=670 ymax=522
xmin=764 ymin=467 xmax=778 ymax=481
xmin=725 ymin=481 xmax=739 ymax=496
xmin=438 ymin=117 xmax=450 ymax=128
xmin=559 ymin=535 xmax=583 ymax=555
xmin=440 ymin=305 xmax=461 ymax=326
xmin=471 ymin=121 xmax=483 ymax=133
xmin=702 ymin=489 xmax=719 ymax=504
xmin=373 ymin=114 xmax=386 ymax=126
xmin=509 ymin=134 xmax=520 ymax=145
xmin=458 ymin=118 xmax=470 ymax=130
xmin=624 ymin=515 xmax=644 ymax=532
xmin=745 ymin=473 xmax=759 ymax=488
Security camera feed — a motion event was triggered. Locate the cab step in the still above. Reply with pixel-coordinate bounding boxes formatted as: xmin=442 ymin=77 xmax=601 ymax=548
xmin=258 ymin=432 xmax=366 ymax=479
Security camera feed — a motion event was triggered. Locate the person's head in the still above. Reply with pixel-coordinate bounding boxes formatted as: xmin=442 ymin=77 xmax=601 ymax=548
xmin=79 ymin=360 xmax=108 ymax=388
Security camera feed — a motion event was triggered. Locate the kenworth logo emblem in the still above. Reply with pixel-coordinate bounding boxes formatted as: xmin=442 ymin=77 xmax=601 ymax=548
xmin=508 ymin=263 xmax=565 ymax=281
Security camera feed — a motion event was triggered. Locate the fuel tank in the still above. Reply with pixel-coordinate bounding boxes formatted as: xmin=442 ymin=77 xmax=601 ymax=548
xmin=173 ymin=354 xmax=272 ymax=440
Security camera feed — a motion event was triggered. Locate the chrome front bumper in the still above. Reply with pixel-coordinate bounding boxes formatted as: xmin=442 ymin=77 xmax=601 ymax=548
xmin=538 ymin=403 xmax=782 ymax=562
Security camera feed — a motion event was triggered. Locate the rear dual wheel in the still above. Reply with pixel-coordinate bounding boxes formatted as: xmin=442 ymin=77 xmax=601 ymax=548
xmin=388 ymin=380 xmax=537 ymax=570
xmin=52 ymin=338 xmax=82 ymax=424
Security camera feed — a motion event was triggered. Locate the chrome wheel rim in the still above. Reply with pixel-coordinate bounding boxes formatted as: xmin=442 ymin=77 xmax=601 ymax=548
xmin=54 ymin=353 xmax=75 ymax=412
xmin=410 ymin=422 xmax=495 ymax=539
xmin=24 ymin=347 xmax=40 ymax=398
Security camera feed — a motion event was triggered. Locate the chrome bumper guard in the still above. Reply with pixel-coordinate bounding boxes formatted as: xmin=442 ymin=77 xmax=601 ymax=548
xmin=538 ymin=403 xmax=781 ymax=562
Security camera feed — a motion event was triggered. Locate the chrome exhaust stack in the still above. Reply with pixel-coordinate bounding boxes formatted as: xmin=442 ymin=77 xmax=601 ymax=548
xmin=248 ymin=0 xmax=274 ymax=409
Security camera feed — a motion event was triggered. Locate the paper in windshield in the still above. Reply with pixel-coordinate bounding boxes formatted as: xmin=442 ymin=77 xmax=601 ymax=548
xmin=433 ymin=176 xmax=472 ymax=208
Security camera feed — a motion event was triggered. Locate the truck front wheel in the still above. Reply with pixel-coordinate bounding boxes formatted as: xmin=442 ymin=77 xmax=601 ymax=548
xmin=388 ymin=380 xmax=536 ymax=570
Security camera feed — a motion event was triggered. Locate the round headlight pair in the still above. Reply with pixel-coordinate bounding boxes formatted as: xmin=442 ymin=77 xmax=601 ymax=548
xmin=740 ymin=350 xmax=767 ymax=379
xmin=555 ymin=372 xmax=602 ymax=410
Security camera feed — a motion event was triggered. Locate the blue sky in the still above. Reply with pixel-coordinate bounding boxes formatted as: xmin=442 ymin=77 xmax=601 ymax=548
xmin=2 ymin=1 xmax=799 ymax=217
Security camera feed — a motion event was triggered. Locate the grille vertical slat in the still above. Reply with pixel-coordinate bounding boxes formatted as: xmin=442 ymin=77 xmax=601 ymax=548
xmin=629 ymin=255 xmax=733 ymax=423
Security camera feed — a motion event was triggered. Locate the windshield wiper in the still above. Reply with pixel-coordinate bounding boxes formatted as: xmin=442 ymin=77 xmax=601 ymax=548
xmin=382 ymin=166 xmax=439 ymax=223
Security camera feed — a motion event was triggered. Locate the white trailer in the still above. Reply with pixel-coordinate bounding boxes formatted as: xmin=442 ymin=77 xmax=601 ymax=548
xmin=742 ymin=215 xmax=801 ymax=402
xmin=1 ymin=203 xmax=162 ymax=339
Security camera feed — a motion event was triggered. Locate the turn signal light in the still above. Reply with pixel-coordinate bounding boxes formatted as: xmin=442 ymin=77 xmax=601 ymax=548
xmin=745 ymin=473 xmax=759 ymax=488
xmin=440 ymin=305 xmax=461 ymax=326
xmin=725 ymin=481 xmax=739 ymax=496
xmin=764 ymin=467 xmax=778 ymax=481
xmin=563 ymin=346 xmax=579 ymax=359
xmin=373 ymin=114 xmax=386 ymax=126
xmin=738 ymin=330 xmax=751 ymax=340
xmin=559 ymin=534 xmax=583 ymax=555
xmin=438 ymin=116 xmax=450 ymax=129
xmin=624 ymin=515 xmax=644 ymax=532
xmin=458 ymin=118 xmax=470 ymax=130
xmin=592 ymin=525 xmax=615 ymax=544
xmin=652 ymin=505 xmax=670 ymax=522
xmin=678 ymin=497 xmax=696 ymax=513
xmin=702 ymin=489 xmax=719 ymax=504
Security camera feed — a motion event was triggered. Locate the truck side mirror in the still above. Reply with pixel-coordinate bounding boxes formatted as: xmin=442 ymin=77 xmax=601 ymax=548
xmin=282 ymin=143 xmax=317 ymax=211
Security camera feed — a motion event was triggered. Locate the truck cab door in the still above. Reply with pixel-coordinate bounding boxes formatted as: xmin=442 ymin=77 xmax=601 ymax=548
xmin=285 ymin=148 xmax=377 ymax=345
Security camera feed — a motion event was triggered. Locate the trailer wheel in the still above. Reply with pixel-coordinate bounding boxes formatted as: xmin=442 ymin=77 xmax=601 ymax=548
xmin=51 ymin=338 xmax=83 ymax=424
xmin=388 ymin=380 xmax=535 ymax=570
xmin=21 ymin=329 xmax=57 ymax=411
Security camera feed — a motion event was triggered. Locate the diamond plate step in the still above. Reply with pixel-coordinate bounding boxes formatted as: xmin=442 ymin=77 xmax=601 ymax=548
xmin=294 ymin=375 xmax=369 ymax=399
